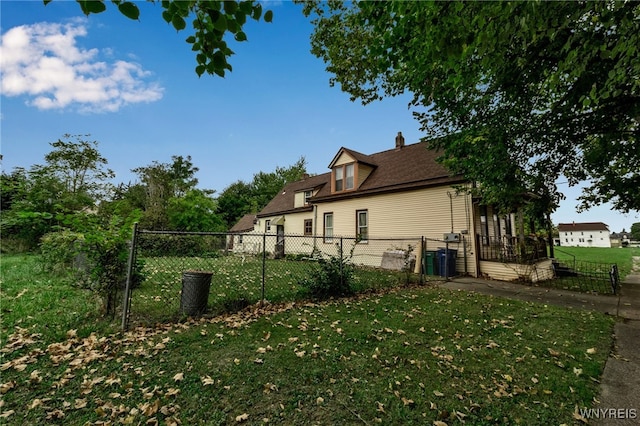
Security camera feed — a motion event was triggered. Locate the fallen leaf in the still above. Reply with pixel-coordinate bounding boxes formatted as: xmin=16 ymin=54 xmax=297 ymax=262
xmin=235 ymin=413 xmax=249 ymax=422
xmin=201 ymin=376 xmax=215 ymax=386
xmin=586 ymin=347 xmax=597 ymax=354
xmin=433 ymin=391 xmax=444 ymax=397
xmin=0 ymin=410 xmax=15 ymax=419
xmin=173 ymin=372 xmax=184 ymax=382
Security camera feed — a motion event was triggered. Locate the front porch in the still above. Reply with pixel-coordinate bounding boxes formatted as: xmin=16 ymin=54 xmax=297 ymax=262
xmin=477 ymin=235 xmax=553 ymax=282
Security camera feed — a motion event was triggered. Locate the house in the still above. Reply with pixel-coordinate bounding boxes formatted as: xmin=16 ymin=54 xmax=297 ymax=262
xmin=557 ymin=222 xmax=611 ymax=248
xmin=230 ymin=133 xmax=553 ymax=282
xmin=610 ymin=231 xmax=631 ymax=248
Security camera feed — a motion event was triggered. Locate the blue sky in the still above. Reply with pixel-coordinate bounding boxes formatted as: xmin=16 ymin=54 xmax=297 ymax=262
xmin=1 ymin=0 xmax=638 ymax=232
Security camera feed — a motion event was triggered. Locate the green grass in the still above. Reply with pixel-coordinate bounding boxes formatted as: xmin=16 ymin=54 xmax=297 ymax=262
xmin=1 ymin=254 xmax=616 ymax=425
xmin=129 ymin=254 xmax=420 ymax=326
xmin=552 ymin=246 xmax=640 ymax=280
xmin=0 ymin=255 xmax=118 ymax=346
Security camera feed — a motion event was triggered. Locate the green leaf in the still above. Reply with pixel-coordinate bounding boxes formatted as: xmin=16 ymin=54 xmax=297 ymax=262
xmin=186 ymin=35 xmax=196 ymax=44
xmin=196 ymin=64 xmax=206 ymax=77
xmin=79 ymin=0 xmax=107 ymax=15
xmin=224 ymin=1 xmax=238 ymax=14
xmin=117 ymin=1 xmax=139 ymax=20
xmin=162 ymin=10 xmax=173 ymax=24
xmin=172 ymin=14 xmax=187 ymax=31
xmin=213 ymin=14 xmax=227 ymax=31
xmin=238 ymin=0 xmax=253 ymax=15
xmin=235 ymin=31 xmax=247 ymax=42
xmin=251 ymin=3 xmax=262 ymax=20
xmin=264 ymin=10 xmax=273 ymax=23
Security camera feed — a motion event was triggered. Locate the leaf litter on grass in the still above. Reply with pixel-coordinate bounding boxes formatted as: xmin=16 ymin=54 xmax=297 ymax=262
xmin=0 ymin=287 xmax=614 ymax=425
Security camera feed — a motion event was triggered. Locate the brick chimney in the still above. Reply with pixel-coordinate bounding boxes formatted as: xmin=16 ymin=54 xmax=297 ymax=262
xmin=395 ymin=131 xmax=405 ymax=149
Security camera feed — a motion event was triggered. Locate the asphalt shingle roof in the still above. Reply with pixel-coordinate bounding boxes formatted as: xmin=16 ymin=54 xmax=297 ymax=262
xmin=255 ymin=141 xmax=463 ymax=218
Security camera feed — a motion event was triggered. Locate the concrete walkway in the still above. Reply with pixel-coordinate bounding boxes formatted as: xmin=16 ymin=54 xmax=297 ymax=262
xmin=438 ymin=256 xmax=640 ymax=425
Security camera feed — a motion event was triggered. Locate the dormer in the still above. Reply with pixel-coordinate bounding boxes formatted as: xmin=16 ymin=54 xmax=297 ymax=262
xmin=328 ymin=147 xmax=377 ymax=194
xmin=293 ymin=187 xmax=318 ymax=208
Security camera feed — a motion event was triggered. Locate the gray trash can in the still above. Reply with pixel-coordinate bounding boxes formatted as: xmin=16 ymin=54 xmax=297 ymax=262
xmin=180 ymin=271 xmax=213 ymax=316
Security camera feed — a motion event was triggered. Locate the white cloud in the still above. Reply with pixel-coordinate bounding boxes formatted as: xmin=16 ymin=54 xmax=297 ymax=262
xmin=0 ymin=21 xmax=163 ymax=113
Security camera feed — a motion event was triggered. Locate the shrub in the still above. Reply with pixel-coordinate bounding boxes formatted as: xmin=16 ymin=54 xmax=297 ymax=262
xmin=299 ymin=243 xmax=356 ymax=299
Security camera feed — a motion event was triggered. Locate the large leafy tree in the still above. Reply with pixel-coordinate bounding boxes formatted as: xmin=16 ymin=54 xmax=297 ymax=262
xmin=132 ymin=155 xmax=200 ymax=229
xmin=1 ymin=136 xmax=115 ymax=249
xmin=300 ymin=1 xmax=640 ymax=214
xmin=46 ymin=0 xmax=273 ymax=77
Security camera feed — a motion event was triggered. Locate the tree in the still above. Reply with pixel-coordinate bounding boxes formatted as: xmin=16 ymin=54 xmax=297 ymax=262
xmin=167 ymin=189 xmax=226 ymax=232
xmin=301 ymin=1 xmax=640 ymax=214
xmin=1 ymin=136 xmax=115 ymax=250
xmin=132 ymin=155 xmax=200 ymax=229
xmin=631 ymin=223 xmax=640 ymax=241
xmin=46 ymin=0 xmax=273 ymax=77
xmin=44 ymin=134 xmax=115 ymax=206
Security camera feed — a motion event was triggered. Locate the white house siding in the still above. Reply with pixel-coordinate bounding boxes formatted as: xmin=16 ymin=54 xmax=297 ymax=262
xmin=559 ymin=230 xmax=611 ymax=248
xmin=315 ymin=185 xmax=477 ymax=276
xmin=252 ymin=212 xmax=316 ymax=257
xmin=479 ymin=258 xmax=554 ymax=283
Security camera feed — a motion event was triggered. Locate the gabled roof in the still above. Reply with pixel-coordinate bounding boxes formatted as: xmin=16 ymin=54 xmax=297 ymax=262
xmin=557 ymin=222 xmax=609 ymax=232
xmin=328 ymin=147 xmax=377 ymax=168
xmin=229 ymin=213 xmax=256 ymax=233
xmin=257 ymin=173 xmax=329 ymax=218
xmin=257 ymin=141 xmax=464 ymax=217
xmin=314 ymin=141 xmax=464 ymax=202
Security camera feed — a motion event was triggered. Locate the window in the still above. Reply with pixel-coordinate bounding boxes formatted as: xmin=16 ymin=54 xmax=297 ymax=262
xmin=345 ymin=164 xmax=354 ymax=190
xmin=335 ymin=167 xmax=343 ymax=191
xmin=304 ymin=219 xmax=312 ymax=236
xmin=304 ymin=190 xmax=313 ymax=205
xmin=324 ymin=213 xmax=333 ymax=243
xmin=238 ymin=235 xmax=243 ymax=244
xmin=356 ymin=210 xmax=368 ymax=242
xmin=333 ymin=163 xmax=355 ymax=192
xmin=266 ymin=220 xmax=271 ymax=232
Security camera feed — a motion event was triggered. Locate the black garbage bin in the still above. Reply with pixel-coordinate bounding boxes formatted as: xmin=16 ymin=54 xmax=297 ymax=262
xmin=180 ymin=270 xmax=213 ymax=316
xmin=437 ymin=248 xmax=458 ymax=278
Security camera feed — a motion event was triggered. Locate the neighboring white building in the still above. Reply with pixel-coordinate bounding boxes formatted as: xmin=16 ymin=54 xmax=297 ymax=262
xmin=557 ymin=222 xmax=611 ymax=248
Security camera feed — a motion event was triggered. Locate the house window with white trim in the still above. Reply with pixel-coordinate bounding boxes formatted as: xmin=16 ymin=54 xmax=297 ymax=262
xmin=304 ymin=190 xmax=313 ymax=205
xmin=266 ymin=220 xmax=271 ymax=232
xmin=304 ymin=219 xmax=312 ymax=236
xmin=356 ymin=210 xmax=368 ymax=242
xmin=324 ymin=213 xmax=333 ymax=243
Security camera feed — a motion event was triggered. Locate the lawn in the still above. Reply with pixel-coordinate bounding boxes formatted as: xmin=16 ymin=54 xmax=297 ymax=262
xmin=129 ymin=254 xmax=420 ymax=326
xmin=1 ymin=254 xmax=615 ymax=425
xmin=551 ymin=246 xmax=640 ymax=280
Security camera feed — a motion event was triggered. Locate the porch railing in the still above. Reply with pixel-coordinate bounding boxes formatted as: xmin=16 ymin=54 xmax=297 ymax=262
xmin=477 ymin=235 xmax=548 ymax=264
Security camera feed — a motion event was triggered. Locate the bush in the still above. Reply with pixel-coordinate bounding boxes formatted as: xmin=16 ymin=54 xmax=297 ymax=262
xmin=299 ymin=244 xmax=356 ymax=299
xmin=38 ymin=217 xmax=145 ymax=318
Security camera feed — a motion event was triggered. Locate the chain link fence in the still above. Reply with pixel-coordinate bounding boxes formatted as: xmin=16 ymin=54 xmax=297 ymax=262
xmin=121 ymin=225 xmax=448 ymax=329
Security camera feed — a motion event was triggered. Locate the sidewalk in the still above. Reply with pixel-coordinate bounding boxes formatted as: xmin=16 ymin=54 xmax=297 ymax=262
xmin=438 ymin=257 xmax=640 ymax=425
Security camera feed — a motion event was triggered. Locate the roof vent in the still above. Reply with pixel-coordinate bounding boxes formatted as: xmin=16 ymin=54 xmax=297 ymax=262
xmin=395 ymin=131 xmax=405 ymax=149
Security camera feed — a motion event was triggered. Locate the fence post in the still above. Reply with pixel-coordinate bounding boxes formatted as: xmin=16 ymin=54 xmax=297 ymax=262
xmin=261 ymin=233 xmax=267 ymax=305
xmin=420 ymin=236 xmax=425 ymax=284
xmin=340 ymin=237 xmax=344 ymax=288
xmin=121 ymin=222 xmax=139 ymax=331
